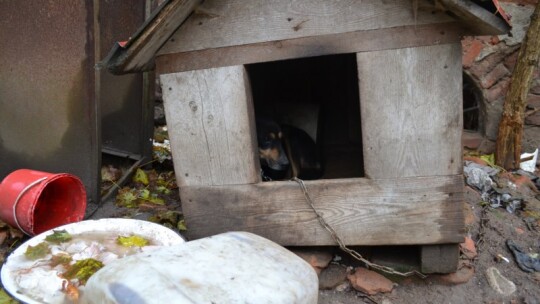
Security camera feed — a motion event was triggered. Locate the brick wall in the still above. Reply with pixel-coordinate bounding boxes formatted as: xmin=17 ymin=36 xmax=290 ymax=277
xmin=461 ymin=0 xmax=540 ymax=151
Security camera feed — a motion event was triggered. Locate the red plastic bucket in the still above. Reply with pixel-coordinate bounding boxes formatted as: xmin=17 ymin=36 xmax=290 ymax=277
xmin=0 ymin=169 xmax=87 ymax=235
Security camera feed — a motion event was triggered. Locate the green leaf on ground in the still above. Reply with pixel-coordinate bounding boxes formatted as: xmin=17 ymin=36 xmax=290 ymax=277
xmin=133 ymin=168 xmax=149 ymax=185
xmin=177 ymin=219 xmax=187 ymax=231
xmin=0 ymin=288 xmax=17 ymax=303
xmin=116 ymin=187 xmax=139 ymax=208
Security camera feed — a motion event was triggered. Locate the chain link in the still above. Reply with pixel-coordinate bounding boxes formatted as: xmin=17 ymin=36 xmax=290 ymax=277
xmin=292 ymin=177 xmax=427 ymax=279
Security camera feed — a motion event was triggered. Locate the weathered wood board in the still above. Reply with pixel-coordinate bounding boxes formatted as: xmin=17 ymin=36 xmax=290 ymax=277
xmin=181 ymin=175 xmax=465 ymax=246
xmin=160 ymin=66 xmax=260 ymax=187
xmin=357 ymin=44 xmax=464 ymax=272
xmin=106 ymin=0 xmax=203 ymax=73
xmin=357 ymin=43 xmax=463 ymax=178
xmin=156 ymin=22 xmax=464 ymax=74
xmin=158 ymin=0 xmax=453 ymax=55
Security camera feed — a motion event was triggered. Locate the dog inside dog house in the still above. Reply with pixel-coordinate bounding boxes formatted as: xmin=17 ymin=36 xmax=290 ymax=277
xmin=103 ymin=0 xmax=510 ymax=273
xmin=247 ymin=54 xmax=364 ymax=181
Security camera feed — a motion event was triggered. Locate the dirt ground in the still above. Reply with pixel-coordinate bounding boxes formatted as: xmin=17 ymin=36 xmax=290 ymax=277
xmin=319 ymin=192 xmax=540 ymax=304
xmin=1 ymin=156 xmax=539 ymax=303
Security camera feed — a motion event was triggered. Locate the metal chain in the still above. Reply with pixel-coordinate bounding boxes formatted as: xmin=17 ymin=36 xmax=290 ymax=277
xmin=292 ymin=177 xmax=427 ymax=279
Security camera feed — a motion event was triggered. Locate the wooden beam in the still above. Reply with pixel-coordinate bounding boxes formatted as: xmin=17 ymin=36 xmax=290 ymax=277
xmin=103 ymin=0 xmax=203 ymax=74
xmin=160 ymin=66 xmax=261 ymax=187
xmin=157 ymin=0 xmax=454 ymax=55
xmin=180 ymin=175 xmax=465 ymax=246
xmin=439 ymin=0 xmax=510 ymax=35
xmin=156 ymin=22 xmax=464 ymax=74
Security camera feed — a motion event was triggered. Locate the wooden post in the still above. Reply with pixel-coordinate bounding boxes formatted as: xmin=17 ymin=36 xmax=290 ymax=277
xmin=160 ymin=65 xmax=261 ymax=187
xmin=495 ymin=3 xmax=540 ymax=169
xmin=357 ymin=43 xmax=464 ymax=273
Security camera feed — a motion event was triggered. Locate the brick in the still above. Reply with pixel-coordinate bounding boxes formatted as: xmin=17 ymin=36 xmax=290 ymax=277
xmin=292 ymin=249 xmax=333 ymax=275
xmin=527 ymin=94 xmax=540 ymax=107
xmin=347 ymin=268 xmax=394 ymax=295
xmin=459 ymin=237 xmax=478 ymax=259
xmin=525 ymin=94 xmax=540 ymax=125
xmin=503 ymin=50 xmax=519 ymax=71
xmin=463 ymin=203 xmax=476 ymax=226
xmin=485 ymin=77 xmax=510 ymax=102
xmin=468 ymin=51 xmax=508 ymax=79
xmin=433 ymin=261 xmax=475 ymax=285
xmin=480 ymin=64 xmax=510 ymax=89
xmin=462 ymin=131 xmax=484 ymax=150
xmin=525 ymin=112 xmax=540 ymax=125
xmin=462 ymin=39 xmax=485 ymax=68
xmin=531 ymin=82 xmax=540 ymax=95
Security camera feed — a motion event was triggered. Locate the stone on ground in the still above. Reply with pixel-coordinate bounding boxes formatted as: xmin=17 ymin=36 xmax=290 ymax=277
xmin=319 ymin=264 xmax=348 ymax=290
xmin=347 ymin=268 xmax=394 ymax=295
xmin=486 ymin=267 xmax=516 ymax=296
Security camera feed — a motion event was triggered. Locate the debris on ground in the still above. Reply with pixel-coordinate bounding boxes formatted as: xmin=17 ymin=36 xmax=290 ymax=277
xmin=506 ymin=240 xmax=540 ymax=272
xmin=464 ymin=154 xmax=540 ymax=214
xmin=115 ymin=169 xmax=177 ymax=210
xmin=152 ymin=126 xmax=173 ymax=165
xmin=100 ymin=164 xmax=123 ymax=196
xmin=485 ymin=267 xmax=517 ymax=296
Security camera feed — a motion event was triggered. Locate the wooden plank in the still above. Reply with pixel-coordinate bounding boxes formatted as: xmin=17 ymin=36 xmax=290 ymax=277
xmin=181 ymin=175 xmax=465 ymax=246
xmin=155 ymin=22 xmax=464 ymax=74
xmin=160 ymin=66 xmax=260 ymax=187
xmin=103 ymin=0 xmax=203 ymax=74
xmin=421 ymin=244 xmax=460 ymax=273
xmin=357 ymin=43 xmax=463 ymax=179
xmin=439 ymin=0 xmax=510 ymax=35
xmin=157 ymin=0 xmax=454 ymax=55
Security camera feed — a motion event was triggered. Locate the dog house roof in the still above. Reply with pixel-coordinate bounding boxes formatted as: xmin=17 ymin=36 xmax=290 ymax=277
xmin=100 ymin=0 xmax=511 ymax=75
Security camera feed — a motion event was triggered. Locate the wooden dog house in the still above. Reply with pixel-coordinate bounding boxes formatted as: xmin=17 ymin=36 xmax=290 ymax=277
xmin=104 ymin=0 xmax=509 ymax=272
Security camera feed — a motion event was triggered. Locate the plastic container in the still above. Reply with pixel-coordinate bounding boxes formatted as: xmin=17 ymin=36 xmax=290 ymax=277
xmin=82 ymin=231 xmax=319 ymax=304
xmin=0 ymin=169 xmax=87 ymax=235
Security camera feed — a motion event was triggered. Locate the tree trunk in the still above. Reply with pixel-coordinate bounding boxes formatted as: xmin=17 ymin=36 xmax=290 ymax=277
xmin=495 ymin=3 xmax=540 ymax=170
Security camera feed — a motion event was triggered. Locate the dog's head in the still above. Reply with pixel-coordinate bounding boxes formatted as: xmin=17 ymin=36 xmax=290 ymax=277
xmin=256 ymin=118 xmax=290 ymax=174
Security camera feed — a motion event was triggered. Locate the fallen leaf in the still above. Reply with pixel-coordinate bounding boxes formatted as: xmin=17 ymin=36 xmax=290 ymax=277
xmin=0 ymin=288 xmax=17 ymax=303
xmin=116 ymin=187 xmax=139 ymax=208
xmin=24 ymin=242 xmax=50 ymax=260
xmin=62 ymin=258 xmax=104 ymax=285
xmin=117 ymin=235 xmax=149 ymax=247
xmin=45 ymin=230 xmax=72 ymax=244
xmin=133 ymin=168 xmax=149 ymax=185
xmin=177 ymin=219 xmax=187 ymax=231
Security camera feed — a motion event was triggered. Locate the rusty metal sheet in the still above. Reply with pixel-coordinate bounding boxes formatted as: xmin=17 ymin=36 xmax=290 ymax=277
xmin=0 ymin=0 xmax=151 ymax=206
xmin=99 ymin=0 xmax=153 ymax=161
xmin=0 ymin=0 xmax=100 ymax=204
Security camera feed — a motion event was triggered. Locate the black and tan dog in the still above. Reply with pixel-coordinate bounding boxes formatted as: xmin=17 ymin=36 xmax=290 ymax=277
xmin=256 ymin=118 xmax=290 ymax=180
xmin=256 ymin=118 xmax=323 ymax=180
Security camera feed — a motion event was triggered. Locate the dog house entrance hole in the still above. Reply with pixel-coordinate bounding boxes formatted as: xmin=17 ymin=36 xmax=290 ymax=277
xmin=247 ymin=54 xmax=364 ymax=180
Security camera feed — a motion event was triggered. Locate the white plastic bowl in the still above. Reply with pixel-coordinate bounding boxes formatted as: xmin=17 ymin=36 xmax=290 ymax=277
xmin=1 ymin=218 xmax=185 ymax=304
